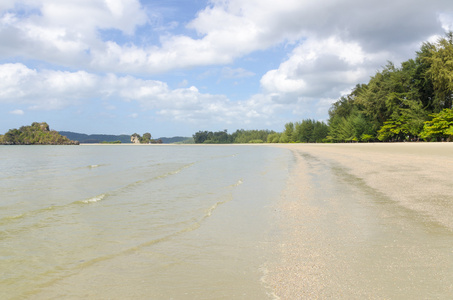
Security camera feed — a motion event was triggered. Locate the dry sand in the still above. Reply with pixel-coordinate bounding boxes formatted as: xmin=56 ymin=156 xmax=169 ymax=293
xmin=265 ymin=143 xmax=453 ymax=299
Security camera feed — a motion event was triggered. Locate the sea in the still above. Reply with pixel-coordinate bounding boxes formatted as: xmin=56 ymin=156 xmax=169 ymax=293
xmin=0 ymin=144 xmax=292 ymax=299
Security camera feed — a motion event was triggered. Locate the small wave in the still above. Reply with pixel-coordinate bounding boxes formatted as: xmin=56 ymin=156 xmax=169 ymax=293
xmin=225 ymin=178 xmax=243 ymax=189
xmin=3 ymin=213 xmax=27 ymax=221
xmin=80 ymin=194 xmax=107 ymax=204
xmin=205 ymin=202 xmax=220 ymax=217
xmin=152 ymin=163 xmax=194 ymax=180
xmin=204 ymin=194 xmax=233 ymax=218
xmin=260 ymin=264 xmax=281 ymax=300
xmin=0 ymin=212 xmax=27 ymax=225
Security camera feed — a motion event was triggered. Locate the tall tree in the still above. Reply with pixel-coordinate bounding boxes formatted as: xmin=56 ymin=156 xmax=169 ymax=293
xmin=425 ymin=32 xmax=453 ymax=110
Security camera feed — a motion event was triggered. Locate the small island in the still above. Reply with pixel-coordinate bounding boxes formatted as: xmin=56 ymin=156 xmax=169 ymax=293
xmin=131 ymin=132 xmax=163 ymax=144
xmin=0 ymin=122 xmax=79 ymax=145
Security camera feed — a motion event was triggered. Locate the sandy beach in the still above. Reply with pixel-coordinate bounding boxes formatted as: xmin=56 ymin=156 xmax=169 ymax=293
xmin=266 ymin=143 xmax=453 ymax=299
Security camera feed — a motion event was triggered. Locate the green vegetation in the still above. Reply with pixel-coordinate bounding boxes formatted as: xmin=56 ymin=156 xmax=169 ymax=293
xmin=326 ymin=32 xmax=453 ymax=143
xmin=59 ymin=131 xmax=190 ymax=144
xmin=59 ymin=131 xmax=132 ymax=143
xmin=420 ymin=109 xmax=453 ymax=141
xmin=193 ymin=129 xmax=275 ymax=144
xmin=131 ymin=132 xmax=163 ymax=144
xmin=0 ymin=122 xmax=79 ymax=145
xmin=100 ymin=140 xmax=122 ymax=144
xmin=192 ymin=121 xmax=328 ymax=144
xmin=280 ymin=120 xmax=329 ymax=143
xmin=173 ymin=137 xmax=195 ymax=144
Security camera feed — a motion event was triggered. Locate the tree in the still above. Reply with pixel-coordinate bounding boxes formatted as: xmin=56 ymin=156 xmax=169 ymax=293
xmin=267 ymin=132 xmax=280 ymax=143
xmin=415 ymin=42 xmax=436 ymax=111
xmin=425 ymin=32 xmax=453 ymax=111
xmin=279 ymin=122 xmax=294 ymax=143
xmin=141 ymin=132 xmax=152 ymax=143
xmin=420 ymin=108 xmax=453 ymax=141
xmin=377 ymin=118 xmax=409 ymax=141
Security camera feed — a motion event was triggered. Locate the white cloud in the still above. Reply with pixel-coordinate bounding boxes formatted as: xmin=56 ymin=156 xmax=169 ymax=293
xmin=0 ymin=0 xmax=148 ymax=67
xmin=0 ymin=63 xmax=100 ymax=109
xmin=9 ymin=109 xmax=24 ymax=115
xmin=1 ymin=0 xmax=452 ymax=74
xmin=439 ymin=13 xmax=453 ymax=32
xmin=0 ymin=63 xmax=280 ymax=127
xmin=261 ymin=36 xmax=377 ymax=98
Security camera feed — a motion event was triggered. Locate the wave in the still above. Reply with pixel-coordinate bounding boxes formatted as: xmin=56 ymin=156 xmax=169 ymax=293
xmin=77 ymin=193 xmax=107 ymax=204
xmin=0 ymin=163 xmax=195 ymax=228
xmin=32 ymin=200 xmax=228 ymax=289
xmin=14 ymin=172 xmax=239 ymax=292
xmin=205 ymin=197 xmax=230 ymax=218
xmin=233 ymin=178 xmax=243 ymax=187
xmin=152 ymin=163 xmax=194 ymax=180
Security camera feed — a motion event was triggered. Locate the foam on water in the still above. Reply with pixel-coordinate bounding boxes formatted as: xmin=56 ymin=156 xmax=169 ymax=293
xmin=81 ymin=193 xmax=106 ymax=204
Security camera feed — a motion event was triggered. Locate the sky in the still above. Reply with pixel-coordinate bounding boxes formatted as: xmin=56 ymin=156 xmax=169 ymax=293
xmin=1 ymin=0 xmax=453 ymax=137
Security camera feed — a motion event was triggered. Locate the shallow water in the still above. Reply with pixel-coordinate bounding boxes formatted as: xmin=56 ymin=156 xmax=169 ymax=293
xmin=0 ymin=145 xmax=291 ymax=299
xmin=267 ymin=147 xmax=453 ymax=299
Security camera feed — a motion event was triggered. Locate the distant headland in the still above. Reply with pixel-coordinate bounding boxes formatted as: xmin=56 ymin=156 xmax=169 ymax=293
xmin=0 ymin=122 xmax=192 ymax=145
xmin=0 ymin=122 xmax=79 ymax=145
xmin=59 ymin=131 xmax=191 ymax=144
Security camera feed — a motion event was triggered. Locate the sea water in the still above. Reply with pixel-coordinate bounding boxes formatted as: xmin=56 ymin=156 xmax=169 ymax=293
xmin=0 ymin=145 xmax=291 ymax=299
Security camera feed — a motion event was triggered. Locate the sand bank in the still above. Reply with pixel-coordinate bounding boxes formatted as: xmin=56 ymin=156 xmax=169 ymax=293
xmin=265 ymin=143 xmax=453 ymax=299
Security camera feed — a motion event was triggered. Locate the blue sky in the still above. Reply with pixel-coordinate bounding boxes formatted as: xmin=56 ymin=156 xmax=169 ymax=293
xmin=1 ymin=0 xmax=453 ymax=137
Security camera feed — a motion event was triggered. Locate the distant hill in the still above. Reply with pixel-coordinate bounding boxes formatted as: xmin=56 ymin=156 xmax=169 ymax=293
xmin=59 ymin=131 xmax=132 ymax=143
xmin=158 ymin=136 xmax=193 ymax=144
xmin=59 ymin=131 xmax=191 ymax=144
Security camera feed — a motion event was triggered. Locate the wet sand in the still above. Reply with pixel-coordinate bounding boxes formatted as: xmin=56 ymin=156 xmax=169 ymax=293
xmin=266 ymin=143 xmax=453 ymax=299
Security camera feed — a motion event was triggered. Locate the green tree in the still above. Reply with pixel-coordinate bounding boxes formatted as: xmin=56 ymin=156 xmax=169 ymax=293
xmin=193 ymin=131 xmax=209 ymax=143
xmin=414 ymin=42 xmax=436 ymax=111
xmin=141 ymin=132 xmax=152 ymax=143
xmin=377 ymin=117 xmax=411 ymax=141
xmin=267 ymin=132 xmax=280 ymax=143
xmin=282 ymin=122 xmax=295 ymax=143
xmin=420 ymin=108 xmax=453 ymax=141
xmin=425 ymin=32 xmax=453 ymax=111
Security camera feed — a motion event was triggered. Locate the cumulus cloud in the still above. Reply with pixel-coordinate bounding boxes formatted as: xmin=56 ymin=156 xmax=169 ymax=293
xmin=0 ymin=63 xmax=281 ymax=127
xmin=0 ymin=0 xmax=148 ymax=67
xmin=260 ymin=37 xmax=372 ymax=98
xmin=0 ymin=63 xmax=99 ymax=109
xmin=1 ymin=0 xmax=452 ymax=74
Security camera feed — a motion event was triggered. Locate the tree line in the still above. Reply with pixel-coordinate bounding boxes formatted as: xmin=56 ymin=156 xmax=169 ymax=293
xmin=327 ymin=32 xmax=453 ymax=142
xmin=193 ymin=120 xmax=329 ymax=144
xmin=193 ymin=32 xmax=453 ymax=144
xmin=193 ymin=129 xmax=275 ymax=144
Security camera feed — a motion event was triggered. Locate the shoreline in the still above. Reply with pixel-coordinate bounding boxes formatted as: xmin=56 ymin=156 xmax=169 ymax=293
xmin=265 ymin=143 xmax=453 ymax=298
xmin=274 ymin=142 xmax=453 ymax=228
